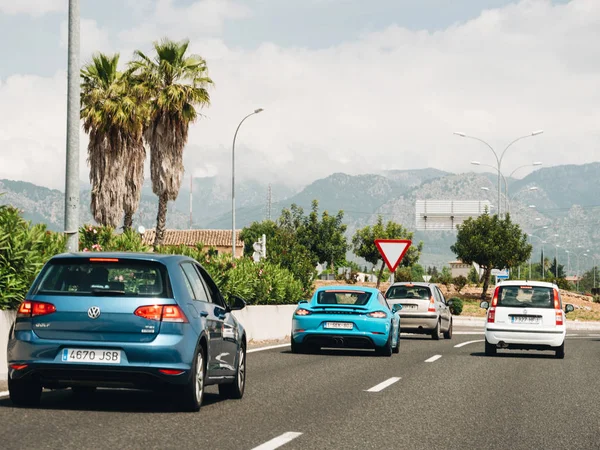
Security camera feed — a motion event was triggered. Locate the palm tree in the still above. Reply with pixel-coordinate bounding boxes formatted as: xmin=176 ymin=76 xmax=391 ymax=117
xmin=129 ymin=38 xmax=213 ymax=246
xmin=81 ymin=53 xmax=146 ymax=229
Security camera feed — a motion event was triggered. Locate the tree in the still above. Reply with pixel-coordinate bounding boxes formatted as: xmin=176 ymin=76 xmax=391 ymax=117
xmin=411 ymin=264 xmax=425 ymax=282
xmin=296 ymin=200 xmax=348 ymax=270
xmin=352 ymin=216 xmax=423 ymax=288
xmin=467 ymin=266 xmax=479 ymax=284
xmin=548 ymin=258 xmax=566 ymax=279
xmin=80 ymin=53 xmax=146 ymax=228
xmin=451 ymin=212 xmax=532 ymax=300
xmin=129 ymin=38 xmax=213 ymax=246
xmin=453 ymin=275 xmax=467 ymax=293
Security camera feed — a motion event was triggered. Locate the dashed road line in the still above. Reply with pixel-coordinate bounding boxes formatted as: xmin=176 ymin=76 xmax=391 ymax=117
xmin=365 ymin=377 xmax=401 ymax=392
xmin=251 ymin=432 xmax=303 ymax=450
xmin=425 ymin=355 xmax=442 ymax=363
xmin=454 ymin=340 xmax=485 ymax=348
xmin=248 ymin=344 xmax=290 ymax=353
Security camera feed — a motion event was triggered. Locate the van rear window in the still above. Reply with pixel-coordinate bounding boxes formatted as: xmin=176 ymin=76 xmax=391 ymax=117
xmin=498 ymin=285 xmax=557 ymax=309
xmin=33 ymin=258 xmax=171 ymax=298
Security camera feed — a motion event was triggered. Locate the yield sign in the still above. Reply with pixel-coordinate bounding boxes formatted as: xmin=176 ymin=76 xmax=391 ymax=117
xmin=375 ymin=239 xmax=412 ymax=272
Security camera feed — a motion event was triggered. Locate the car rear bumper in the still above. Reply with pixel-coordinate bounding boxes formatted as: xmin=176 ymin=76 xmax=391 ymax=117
xmin=7 ymin=330 xmax=197 ymax=388
xmin=398 ymin=313 xmax=438 ymax=332
xmin=292 ymin=329 xmax=389 ymax=348
xmin=485 ymin=327 xmax=565 ymax=348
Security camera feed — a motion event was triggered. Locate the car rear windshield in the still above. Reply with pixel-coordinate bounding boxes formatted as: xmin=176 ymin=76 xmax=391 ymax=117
xmin=32 ymin=258 xmax=171 ymax=297
xmin=497 ymin=285 xmax=557 ymax=309
xmin=386 ymin=285 xmax=431 ymax=300
xmin=316 ymin=290 xmax=371 ymax=305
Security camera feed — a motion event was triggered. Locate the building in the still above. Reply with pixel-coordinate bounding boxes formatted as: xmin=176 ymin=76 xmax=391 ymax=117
xmin=448 ymin=260 xmax=472 ymax=278
xmin=141 ymin=229 xmax=245 ymax=258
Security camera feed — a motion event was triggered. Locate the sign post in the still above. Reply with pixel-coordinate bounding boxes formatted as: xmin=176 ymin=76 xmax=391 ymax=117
xmin=375 ymin=239 xmax=412 ymax=285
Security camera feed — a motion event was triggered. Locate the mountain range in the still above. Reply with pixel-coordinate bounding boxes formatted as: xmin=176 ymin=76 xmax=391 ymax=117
xmin=2 ymin=162 xmax=599 ymax=271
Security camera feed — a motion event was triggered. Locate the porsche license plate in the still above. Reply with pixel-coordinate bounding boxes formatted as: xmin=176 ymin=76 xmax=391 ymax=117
xmin=324 ymin=322 xmax=353 ymax=330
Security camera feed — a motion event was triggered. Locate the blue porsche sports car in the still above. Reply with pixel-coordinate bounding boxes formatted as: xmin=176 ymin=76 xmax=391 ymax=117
xmin=291 ymin=285 xmax=401 ymax=356
xmin=7 ymin=252 xmax=247 ymax=411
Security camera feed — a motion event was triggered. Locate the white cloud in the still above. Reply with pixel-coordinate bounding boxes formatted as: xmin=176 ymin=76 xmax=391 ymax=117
xmin=2 ymin=0 xmax=600 ymax=193
xmin=60 ymin=18 xmax=112 ymax=63
xmin=0 ymin=0 xmax=65 ymax=16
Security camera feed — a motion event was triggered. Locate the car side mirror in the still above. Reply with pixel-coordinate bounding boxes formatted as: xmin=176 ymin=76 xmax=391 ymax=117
xmin=565 ymin=304 xmax=574 ymax=313
xmin=480 ymin=301 xmax=489 ymax=309
xmin=228 ymin=295 xmax=246 ymax=311
xmin=391 ymin=304 xmax=403 ymax=313
xmin=447 ymin=300 xmax=454 ymax=306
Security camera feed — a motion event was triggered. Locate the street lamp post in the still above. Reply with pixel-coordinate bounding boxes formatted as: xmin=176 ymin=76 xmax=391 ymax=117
xmin=528 ymin=234 xmax=546 ymax=280
xmin=232 ymin=108 xmax=264 ymax=259
xmin=456 ymin=130 xmax=543 ymax=215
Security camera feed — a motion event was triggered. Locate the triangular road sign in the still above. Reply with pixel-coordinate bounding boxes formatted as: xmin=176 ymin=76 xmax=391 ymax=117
xmin=375 ymin=239 xmax=412 ymax=272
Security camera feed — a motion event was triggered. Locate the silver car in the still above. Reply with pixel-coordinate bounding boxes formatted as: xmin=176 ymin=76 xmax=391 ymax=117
xmin=384 ymin=282 xmax=453 ymax=339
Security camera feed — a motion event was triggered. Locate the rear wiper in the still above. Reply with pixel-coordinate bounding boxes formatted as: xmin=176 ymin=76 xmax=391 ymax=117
xmin=91 ymin=289 xmax=126 ymax=296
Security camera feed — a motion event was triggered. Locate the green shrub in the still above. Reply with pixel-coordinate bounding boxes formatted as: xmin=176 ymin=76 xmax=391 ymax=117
xmin=448 ymin=297 xmax=463 ymax=315
xmin=453 ymin=275 xmax=467 ymax=293
xmin=0 ymin=205 xmax=66 ymax=309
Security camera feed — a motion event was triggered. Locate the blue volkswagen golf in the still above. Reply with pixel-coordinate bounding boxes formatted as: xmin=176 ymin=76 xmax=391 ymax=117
xmin=7 ymin=252 xmax=247 ymax=411
xmin=291 ymin=285 xmax=401 ymax=356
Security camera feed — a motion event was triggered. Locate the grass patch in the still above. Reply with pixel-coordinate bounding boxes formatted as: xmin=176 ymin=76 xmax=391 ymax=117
xmin=565 ymin=309 xmax=600 ymax=322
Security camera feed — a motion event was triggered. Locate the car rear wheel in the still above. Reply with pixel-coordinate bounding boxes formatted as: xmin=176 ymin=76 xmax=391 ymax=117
xmin=555 ymin=342 xmax=565 ymax=359
xmin=8 ymin=377 xmax=42 ymax=407
xmin=392 ymin=330 xmax=400 ymax=354
xmin=443 ymin=319 xmax=453 ymax=339
xmin=219 ymin=344 xmax=246 ymax=399
xmin=180 ymin=345 xmax=205 ymax=412
xmin=376 ymin=331 xmax=393 ymax=357
xmin=431 ymin=320 xmax=441 ymax=340
xmin=485 ymin=339 xmax=497 ymax=356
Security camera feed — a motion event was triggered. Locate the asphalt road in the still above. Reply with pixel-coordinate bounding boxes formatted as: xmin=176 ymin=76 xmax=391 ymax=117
xmin=1 ymin=327 xmax=599 ymax=450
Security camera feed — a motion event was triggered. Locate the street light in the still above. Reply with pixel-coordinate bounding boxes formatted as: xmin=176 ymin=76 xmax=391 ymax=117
xmin=455 ymin=130 xmax=544 ymax=215
xmin=528 ymin=234 xmax=546 ymax=280
xmin=232 ymin=108 xmax=264 ymax=259
xmin=480 ymin=185 xmax=538 ymax=215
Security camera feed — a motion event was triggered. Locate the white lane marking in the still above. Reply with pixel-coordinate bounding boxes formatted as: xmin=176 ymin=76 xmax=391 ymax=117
xmin=0 ymin=390 xmax=8 ymax=399
xmin=425 ymin=355 xmax=442 ymax=363
xmin=251 ymin=432 xmax=303 ymax=450
xmin=365 ymin=377 xmax=401 ymax=392
xmin=454 ymin=339 xmax=485 ymax=348
xmin=248 ymin=343 xmax=290 ymax=353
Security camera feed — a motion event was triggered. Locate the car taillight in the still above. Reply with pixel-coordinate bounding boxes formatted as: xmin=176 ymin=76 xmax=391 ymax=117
xmin=368 ymin=311 xmax=387 ymax=318
xmin=295 ymin=308 xmax=311 ymax=316
xmin=553 ymin=289 xmax=561 ymax=310
xmin=555 ymin=310 xmax=564 ymax=326
xmin=162 ymin=305 xmax=188 ymax=323
xmin=487 ymin=307 xmax=496 ymax=323
xmin=428 ymin=296 xmax=436 ymax=312
xmin=159 ymin=369 xmax=185 ymax=375
xmin=134 ymin=305 xmax=188 ymax=323
xmin=18 ymin=301 xmax=56 ymax=317
xmin=553 ymin=289 xmax=564 ymax=325
xmin=491 ymin=286 xmax=500 ymax=307
xmin=10 ymin=364 xmax=28 ymax=370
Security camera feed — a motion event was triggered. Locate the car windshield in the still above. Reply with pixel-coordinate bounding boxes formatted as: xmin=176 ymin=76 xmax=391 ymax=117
xmin=386 ymin=286 xmax=431 ymax=300
xmin=316 ymin=290 xmax=371 ymax=305
xmin=497 ymin=285 xmax=556 ymax=309
xmin=33 ymin=258 xmax=170 ymax=297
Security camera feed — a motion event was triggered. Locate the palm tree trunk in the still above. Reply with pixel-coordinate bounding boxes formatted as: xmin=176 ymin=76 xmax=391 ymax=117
xmin=123 ymin=211 xmax=133 ymax=230
xmin=153 ymin=193 xmax=169 ymax=247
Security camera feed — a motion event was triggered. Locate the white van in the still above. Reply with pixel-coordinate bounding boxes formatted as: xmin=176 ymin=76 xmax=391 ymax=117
xmin=480 ymin=280 xmax=574 ymax=358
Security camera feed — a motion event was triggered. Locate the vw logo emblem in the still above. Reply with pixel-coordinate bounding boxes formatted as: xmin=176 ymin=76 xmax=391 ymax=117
xmin=88 ymin=306 xmax=101 ymax=319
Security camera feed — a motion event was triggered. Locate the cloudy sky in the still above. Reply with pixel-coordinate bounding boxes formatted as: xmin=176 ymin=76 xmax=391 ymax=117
xmin=0 ymin=0 xmax=598 ymax=191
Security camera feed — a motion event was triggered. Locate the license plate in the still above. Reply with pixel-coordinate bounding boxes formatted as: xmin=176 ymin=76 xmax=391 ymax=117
xmin=403 ymin=304 xmax=418 ymax=310
xmin=62 ymin=348 xmax=121 ymax=364
xmin=324 ymin=322 xmax=353 ymax=330
xmin=511 ymin=316 xmax=540 ymax=324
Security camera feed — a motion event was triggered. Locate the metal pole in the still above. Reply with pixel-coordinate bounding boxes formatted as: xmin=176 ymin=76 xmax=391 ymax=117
xmin=189 ymin=174 xmax=192 ymax=229
xmin=64 ymin=0 xmax=80 ymax=253
xmin=232 ymin=109 xmax=263 ymax=259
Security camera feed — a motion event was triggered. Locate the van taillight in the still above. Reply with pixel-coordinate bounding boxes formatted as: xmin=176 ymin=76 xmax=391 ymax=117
xmin=553 ymin=289 xmax=561 ymax=309
xmin=135 ymin=305 xmax=188 ymax=323
xmin=428 ymin=296 xmax=436 ymax=312
xmin=487 ymin=307 xmax=496 ymax=323
xmin=555 ymin=311 xmax=563 ymax=326
xmin=18 ymin=301 xmax=56 ymax=317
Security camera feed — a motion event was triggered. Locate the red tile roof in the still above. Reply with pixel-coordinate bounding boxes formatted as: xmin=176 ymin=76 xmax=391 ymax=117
xmin=141 ymin=229 xmax=243 ymax=247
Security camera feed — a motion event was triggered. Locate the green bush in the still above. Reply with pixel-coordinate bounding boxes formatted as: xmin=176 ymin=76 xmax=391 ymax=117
xmin=0 ymin=205 xmax=66 ymax=309
xmin=453 ymin=275 xmax=467 ymax=293
xmin=448 ymin=297 xmax=463 ymax=315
